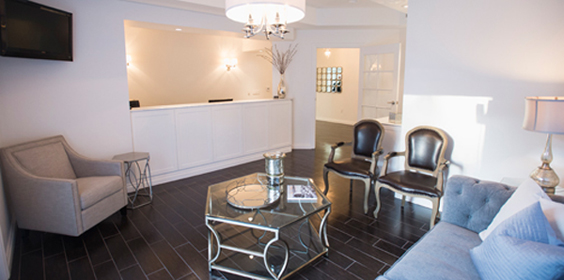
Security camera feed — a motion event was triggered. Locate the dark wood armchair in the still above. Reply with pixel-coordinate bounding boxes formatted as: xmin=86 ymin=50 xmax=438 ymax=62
xmin=374 ymin=126 xmax=449 ymax=228
xmin=323 ymin=120 xmax=385 ymax=214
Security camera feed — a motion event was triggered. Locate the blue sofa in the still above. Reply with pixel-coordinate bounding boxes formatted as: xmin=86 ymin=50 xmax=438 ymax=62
xmin=377 ymin=175 xmax=564 ymax=280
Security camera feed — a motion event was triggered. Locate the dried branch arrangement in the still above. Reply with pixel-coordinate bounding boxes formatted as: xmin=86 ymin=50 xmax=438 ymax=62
xmin=258 ymin=44 xmax=298 ymax=75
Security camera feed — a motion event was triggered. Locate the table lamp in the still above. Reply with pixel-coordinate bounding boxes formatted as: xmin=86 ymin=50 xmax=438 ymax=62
xmin=523 ymin=96 xmax=564 ymax=194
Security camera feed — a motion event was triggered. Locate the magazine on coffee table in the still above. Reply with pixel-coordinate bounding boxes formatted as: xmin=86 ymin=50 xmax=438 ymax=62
xmin=287 ymin=185 xmax=318 ymax=203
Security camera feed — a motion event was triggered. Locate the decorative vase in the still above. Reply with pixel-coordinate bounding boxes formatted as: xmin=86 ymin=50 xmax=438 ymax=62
xmin=263 ymin=152 xmax=286 ymax=185
xmin=277 ymin=73 xmax=286 ymax=99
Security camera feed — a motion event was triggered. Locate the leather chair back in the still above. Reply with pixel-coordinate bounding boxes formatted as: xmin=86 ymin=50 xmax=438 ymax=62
xmin=353 ymin=120 xmax=384 ymax=158
xmin=405 ymin=126 xmax=447 ymax=174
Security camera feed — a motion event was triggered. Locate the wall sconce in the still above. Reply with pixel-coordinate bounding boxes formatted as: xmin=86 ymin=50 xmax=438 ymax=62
xmin=126 ymin=55 xmax=132 ymax=66
xmin=224 ymin=58 xmax=238 ymax=71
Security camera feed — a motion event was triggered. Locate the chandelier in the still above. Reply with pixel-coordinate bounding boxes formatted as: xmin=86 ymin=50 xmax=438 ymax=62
xmin=225 ymin=0 xmax=306 ymax=40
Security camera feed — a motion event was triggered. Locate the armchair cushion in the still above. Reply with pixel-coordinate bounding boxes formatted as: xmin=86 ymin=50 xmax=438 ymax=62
xmin=13 ymin=142 xmax=76 ymax=179
xmin=77 ymin=176 xmax=124 ymax=210
xmin=324 ymin=158 xmax=372 ymax=178
xmin=377 ymin=171 xmax=440 ymax=197
xmin=0 ymin=135 xmax=127 ymax=236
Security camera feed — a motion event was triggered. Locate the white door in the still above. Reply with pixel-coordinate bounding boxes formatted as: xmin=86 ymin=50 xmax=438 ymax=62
xmin=358 ymin=43 xmax=402 ymax=123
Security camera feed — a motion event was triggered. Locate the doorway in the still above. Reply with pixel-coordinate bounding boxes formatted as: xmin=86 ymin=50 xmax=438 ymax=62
xmin=314 ymin=44 xmax=405 ymax=157
xmin=358 ymin=44 xmax=403 ymax=124
xmin=315 ymin=44 xmax=403 ymax=126
xmin=315 ymin=48 xmax=361 ymax=126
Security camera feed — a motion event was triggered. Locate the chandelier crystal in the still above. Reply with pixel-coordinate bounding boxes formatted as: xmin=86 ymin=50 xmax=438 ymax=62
xmin=225 ymin=0 xmax=306 ymax=39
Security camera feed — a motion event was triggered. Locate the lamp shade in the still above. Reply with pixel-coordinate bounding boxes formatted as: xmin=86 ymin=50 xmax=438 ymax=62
xmin=225 ymin=0 xmax=306 ymax=24
xmin=523 ymin=96 xmax=564 ymax=134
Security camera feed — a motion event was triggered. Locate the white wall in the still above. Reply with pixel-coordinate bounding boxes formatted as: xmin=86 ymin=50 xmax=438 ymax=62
xmin=0 ymin=0 xmax=254 ymax=155
xmin=125 ymin=26 xmax=272 ymax=106
xmin=0 ymin=1 xmax=271 ymax=278
xmin=274 ymin=28 xmax=406 ymax=149
xmin=315 ymin=48 xmax=360 ymax=125
xmin=403 ymin=0 xmax=564 ymax=191
xmin=0 ymin=172 xmax=11 ymax=280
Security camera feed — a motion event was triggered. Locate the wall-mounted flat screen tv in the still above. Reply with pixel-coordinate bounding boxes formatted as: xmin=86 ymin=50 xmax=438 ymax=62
xmin=0 ymin=0 xmax=72 ymax=61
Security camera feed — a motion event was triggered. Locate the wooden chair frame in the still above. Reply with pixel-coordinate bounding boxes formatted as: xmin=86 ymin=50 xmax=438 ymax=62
xmin=323 ymin=120 xmax=385 ymax=214
xmin=374 ymin=126 xmax=449 ymax=228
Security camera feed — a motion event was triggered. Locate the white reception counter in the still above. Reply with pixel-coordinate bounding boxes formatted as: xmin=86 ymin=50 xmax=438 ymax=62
xmin=130 ymin=99 xmax=293 ymax=185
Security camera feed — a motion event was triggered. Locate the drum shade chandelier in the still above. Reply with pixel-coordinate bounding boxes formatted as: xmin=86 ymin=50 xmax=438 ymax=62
xmin=225 ymin=0 xmax=306 ymax=39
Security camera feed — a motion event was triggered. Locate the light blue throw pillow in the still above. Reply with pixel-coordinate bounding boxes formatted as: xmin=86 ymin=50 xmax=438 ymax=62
xmin=470 ymin=202 xmax=564 ymax=280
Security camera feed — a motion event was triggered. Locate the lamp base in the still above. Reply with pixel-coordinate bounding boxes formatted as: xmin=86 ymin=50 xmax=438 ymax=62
xmin=530 ymin=163 xmax=559 ymax=195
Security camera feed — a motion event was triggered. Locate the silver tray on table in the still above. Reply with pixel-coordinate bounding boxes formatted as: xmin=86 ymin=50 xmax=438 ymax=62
xmin=226 ymin=184 xmax=281 ymax=210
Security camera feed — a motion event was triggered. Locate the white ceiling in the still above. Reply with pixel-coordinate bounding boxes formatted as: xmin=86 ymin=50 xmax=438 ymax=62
xmin=307 ymin=0 xmax=384 ymax=8
xmin=308 ymin=0 xmax=407 ymax=13
xmin=123 ymin=0 xmax=408 ymax=30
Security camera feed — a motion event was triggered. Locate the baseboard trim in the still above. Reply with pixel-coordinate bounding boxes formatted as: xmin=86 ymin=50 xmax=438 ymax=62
xmin=315 ymin=118 xmax=356 ymax=126
xmin=292 ymin=143 xmax=315 ymax=149
xmin=132 ymin=146 xmax=293 ymax=187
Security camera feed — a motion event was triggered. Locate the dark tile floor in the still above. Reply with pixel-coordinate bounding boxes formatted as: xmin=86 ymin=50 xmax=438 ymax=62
xmin=9 ymin=121 xmax=432 ymax=280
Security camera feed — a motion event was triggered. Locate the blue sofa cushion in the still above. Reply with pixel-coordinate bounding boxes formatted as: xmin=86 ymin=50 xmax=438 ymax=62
xmin=379 ymin=222 xmax=482 ymax=280
xmin=470 ymin=202 xmax=564 ymax=280
xmin=442 ymin=176 xmax=513 ymax=233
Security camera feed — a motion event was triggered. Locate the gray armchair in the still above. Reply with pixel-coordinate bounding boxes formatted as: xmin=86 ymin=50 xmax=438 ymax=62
xmin=0 ymin=135 xmax=127 ymax=236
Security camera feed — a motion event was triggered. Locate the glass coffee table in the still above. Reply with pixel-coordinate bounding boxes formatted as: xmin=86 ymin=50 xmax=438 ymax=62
xmin=205 ymin=173 xmax=331 ymax=280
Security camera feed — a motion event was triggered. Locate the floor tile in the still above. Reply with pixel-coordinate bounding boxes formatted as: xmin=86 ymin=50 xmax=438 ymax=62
xmin=10 ymin=121 xmax=431 ymax=280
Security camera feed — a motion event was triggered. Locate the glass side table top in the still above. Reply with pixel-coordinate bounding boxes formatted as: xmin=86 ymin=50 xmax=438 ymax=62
xmin=113 ymin=152 xmax=150 ymax=162
xmin=206 ymin=173 xmax=331 ymax=229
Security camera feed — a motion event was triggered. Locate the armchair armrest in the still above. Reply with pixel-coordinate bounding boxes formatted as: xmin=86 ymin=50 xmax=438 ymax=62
xmin=67 ymin=152 xmax=123 ymax=178
xmin=380 ymin=151 xmax=405 ymax=176
xmin=369 ymin=148 xmax=384 ymax=175
xmin=435 ymin=159 xmax=451 ymax=193
xmin=0 ymin=154 xmax=83 ymax=235
xmin=327 ymin=141 xmax=352 ymax=163
xmin=441 ymin=175 xmax=514 ymax=233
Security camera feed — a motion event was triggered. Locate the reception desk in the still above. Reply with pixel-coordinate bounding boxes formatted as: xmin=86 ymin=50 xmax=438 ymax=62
xmin=130 ymin=99 xmax=293 ymax=185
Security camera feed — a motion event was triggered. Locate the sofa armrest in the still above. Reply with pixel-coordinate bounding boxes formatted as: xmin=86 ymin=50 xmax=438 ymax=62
xmin=441 ymin=175 xmax=514 ymax=233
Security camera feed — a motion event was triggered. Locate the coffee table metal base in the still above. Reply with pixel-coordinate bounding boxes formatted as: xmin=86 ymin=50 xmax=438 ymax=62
xmin=206 ymin=208 xmax=331 ymax=280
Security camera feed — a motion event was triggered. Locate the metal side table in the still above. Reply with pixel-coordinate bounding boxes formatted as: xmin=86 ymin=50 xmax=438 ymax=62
xmin=113 ymin=152 xmax=153 ymax=209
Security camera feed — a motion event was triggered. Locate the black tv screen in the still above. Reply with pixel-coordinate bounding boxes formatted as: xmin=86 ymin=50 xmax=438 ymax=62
xmin=0 ymin=0 xmax=72 ymax=61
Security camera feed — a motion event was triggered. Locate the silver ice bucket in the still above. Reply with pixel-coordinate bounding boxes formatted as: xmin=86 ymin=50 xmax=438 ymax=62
xmin=263 ymin=152 xmax=286 ymax=185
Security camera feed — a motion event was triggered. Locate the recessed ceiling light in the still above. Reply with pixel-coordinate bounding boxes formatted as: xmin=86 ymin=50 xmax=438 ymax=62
xmin=175 ymin=28 xmax=182 ymax=31
xmin=403 ymin=4 xmax=408 ymax=8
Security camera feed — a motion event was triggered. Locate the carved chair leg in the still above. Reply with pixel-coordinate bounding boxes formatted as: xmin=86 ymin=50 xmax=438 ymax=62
xmin=322 ymin=168 xmax=330 ymax=195
xmin=373 ymin=182 xmax=382 ymax=219
xmin=430 ymin=197 xmax=439 ymax=229
xmin=350 ymin=179 xmax=354 ymax=193
xmin=362 ymin=179 xmax=371 ymax=214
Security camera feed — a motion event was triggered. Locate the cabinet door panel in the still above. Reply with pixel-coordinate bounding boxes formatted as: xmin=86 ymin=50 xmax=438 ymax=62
xmin=242 ymin=104 xmax=269 ymax=154
xmin=212 ymin=106 xmax=243 ymax=160
xmin=268 ymin=101 xmax=292 ymax=149
xmin=131 ymin=111 xmax=177 ymax=175
xmin=176 ymin=107 xmax=214 ymax=169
